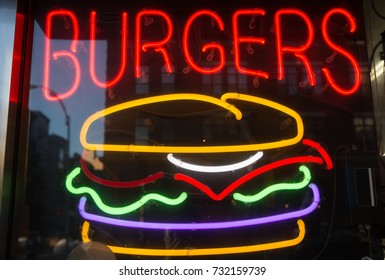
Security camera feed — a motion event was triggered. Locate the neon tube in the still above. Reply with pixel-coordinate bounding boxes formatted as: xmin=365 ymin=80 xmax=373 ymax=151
xmin=81 ymin=219 xmax=305 ymax=256
xmin=81 ymin=221 xmax=91 ymax=243
xmin=175 ymin=156 xmax=322 ymax=201
xmin=232 ymin=9 xmax=269 ymax=79
xmin=80 ymin=93 xmax=243 ymax=153
xmin=233 ymin=165 xmax=310 ymax=203
xmin=274 ymin=9 xmax=315 ymax=86
xmin=221 ymin=93 xmax=304 ymax=150
xmin=90 ymin=11 xmax=127 ymax=88
xmin=80 ymin=93 xmax=304 ymax=153
xmin=135 ymin=10 xmax=174 ymax=78
xmin=77 ymin=183 xmax=319 ymax=230
xmin=167 ymin=151 xmax=263 ymax=173
xmin=67 ymin=167 xmax=187 ymax=215
xmin=321 ymin=8 xmax=361 ymax=95
xmin=302 ymin=139 xmax=333 ymax=169
xmin=183 ymin=10 xmax=225 ymax=74
xmin=294 ymin=53 xmax=316 ymax=86
xmin=80 ymin=156 xmax=164 ymax=188
xmin=43 ymin=10 xmax=80 ymax=101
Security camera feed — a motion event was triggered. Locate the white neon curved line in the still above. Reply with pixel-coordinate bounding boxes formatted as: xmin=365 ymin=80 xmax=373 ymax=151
xmin=167 ymin=151 xmax=264 ymax=173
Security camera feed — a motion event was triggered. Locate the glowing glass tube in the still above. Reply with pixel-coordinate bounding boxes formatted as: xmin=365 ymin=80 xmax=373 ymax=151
xmin=80 ymin=93 xmax=304 ymax=153
xmin=80 ymin=156 xmax=165 ymax=188
xmin=233 ymin=165 xmax=311 ymax=203
xmin=77 ymin=184 xmax=319 ymax=230
xmin=81 ymin=219 xmax=306 ymax=256
xmin=167 ymin=151 xmax=263 ymax=173
xmin=67 ymin=167 xmax=187 ymax=215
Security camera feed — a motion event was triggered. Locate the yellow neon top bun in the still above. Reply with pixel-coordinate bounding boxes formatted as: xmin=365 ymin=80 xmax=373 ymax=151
xmin=80 ymin=93 xmax=304 ymax=153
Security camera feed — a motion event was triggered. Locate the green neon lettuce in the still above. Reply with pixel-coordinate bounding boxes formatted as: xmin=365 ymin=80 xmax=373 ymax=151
xmin=66 ymin=167 xmax=188 ymax=215
xmin=233 ymin=165 xmax=311 ymax=203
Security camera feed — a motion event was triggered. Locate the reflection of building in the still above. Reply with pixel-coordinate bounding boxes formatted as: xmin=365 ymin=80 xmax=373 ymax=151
xmin=26 ymin=111 xmax=78 ymax=257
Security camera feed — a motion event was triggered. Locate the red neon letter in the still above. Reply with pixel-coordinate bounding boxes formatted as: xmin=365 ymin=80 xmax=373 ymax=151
xmin=232 ymin=9 xmax=268 ymax=79
xmin=275 ymin=9 xmax=315 ymax=86
xmin=43 ymin=10 xmax=80 ymax=101
xmin=321 ymin=8 xmax=361 ymax=95
xmin=90 ymin=11 xmax=127 ymax=88
xmin=183 ymin=10 xmax=225 ymax=74
xmin=135 ymin=10 xmax=173 ymax=78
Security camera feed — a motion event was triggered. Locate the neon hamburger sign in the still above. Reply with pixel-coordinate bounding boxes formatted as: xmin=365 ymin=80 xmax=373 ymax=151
xmin=65 ymin=93 xmax=333 ymax=256
xmin=39 ymin=1 xmax=362 ymax=257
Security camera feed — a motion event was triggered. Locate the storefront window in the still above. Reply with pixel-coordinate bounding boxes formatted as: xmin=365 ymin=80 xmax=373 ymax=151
xmin=14 ymin=0 xmax=383 ymax=259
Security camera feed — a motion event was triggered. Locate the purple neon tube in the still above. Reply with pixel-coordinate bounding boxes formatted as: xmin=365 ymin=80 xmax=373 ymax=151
xmin=78 ymin=183 xmax=320 ymax=230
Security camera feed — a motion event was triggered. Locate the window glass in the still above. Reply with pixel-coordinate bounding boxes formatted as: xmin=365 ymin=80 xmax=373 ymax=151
xmin=18 ymin=0 xmax=381 ymax=259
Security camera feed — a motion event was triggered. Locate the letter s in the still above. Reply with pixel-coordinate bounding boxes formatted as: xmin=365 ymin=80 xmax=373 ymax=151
xmin=321 ymin=8 xmax=361 ymax=95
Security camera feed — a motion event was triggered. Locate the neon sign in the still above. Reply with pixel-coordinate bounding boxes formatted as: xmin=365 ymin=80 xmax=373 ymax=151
xmin=64 ymin=90 xmax=334 ymax=256
xmin=44 ymin=3 xmax=344 ymax=257
xmin=44 ymin=7 xmax=361 ymax=100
